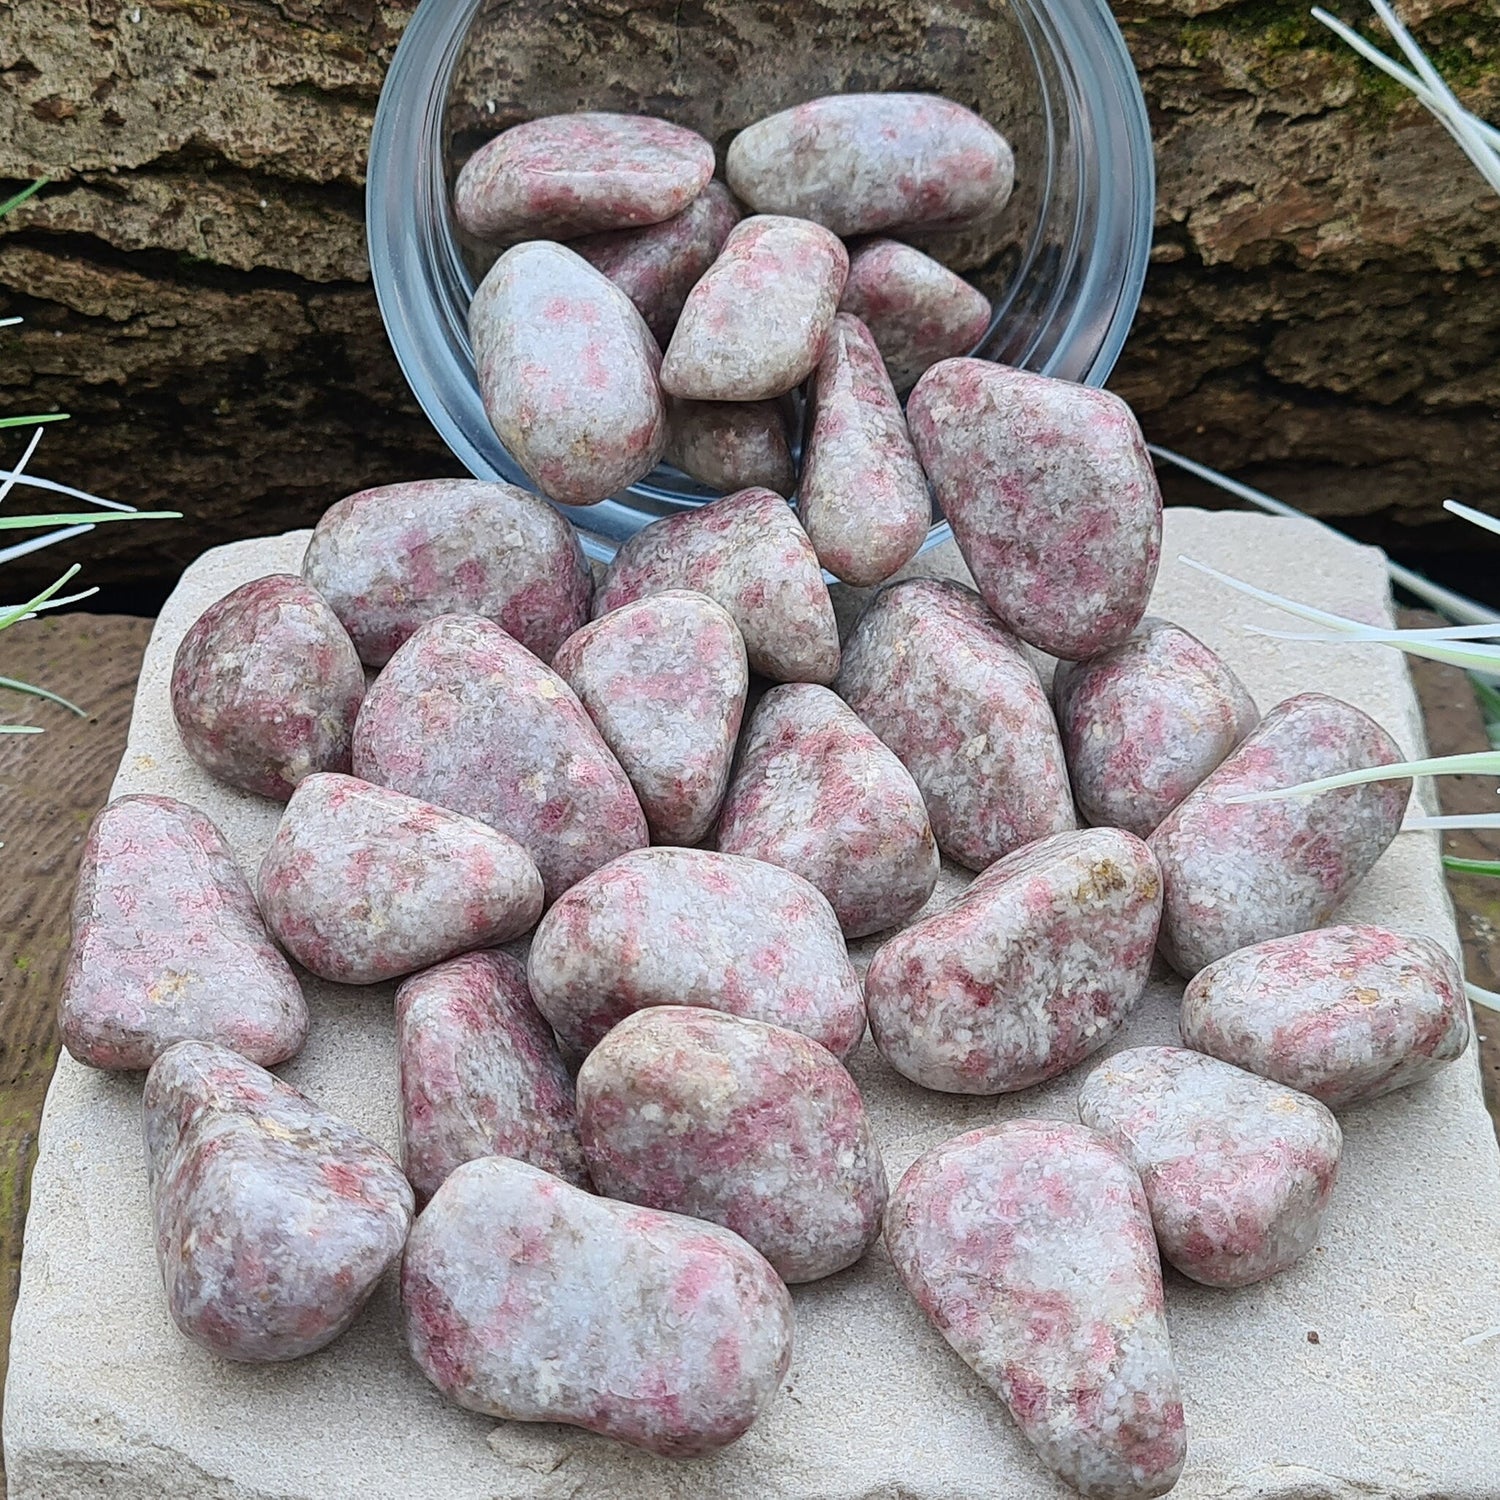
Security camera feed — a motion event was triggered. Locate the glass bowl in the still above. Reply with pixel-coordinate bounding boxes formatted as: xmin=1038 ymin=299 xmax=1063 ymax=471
xmin=367 ymin=0 xmax=1154 ymax=563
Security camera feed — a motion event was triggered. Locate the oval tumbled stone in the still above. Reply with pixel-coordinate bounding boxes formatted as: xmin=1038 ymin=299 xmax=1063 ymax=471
xmin=402 ymin=1155 xmax=793 ymax=1457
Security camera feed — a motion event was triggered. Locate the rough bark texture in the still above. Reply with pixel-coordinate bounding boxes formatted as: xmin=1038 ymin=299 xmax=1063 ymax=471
xmin=1 ymin=0 xmax=1497 ymax=602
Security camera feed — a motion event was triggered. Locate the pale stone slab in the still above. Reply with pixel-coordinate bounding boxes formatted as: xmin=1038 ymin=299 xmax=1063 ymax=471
xmin=7 ymin=511 xmax=1500 ymax=1499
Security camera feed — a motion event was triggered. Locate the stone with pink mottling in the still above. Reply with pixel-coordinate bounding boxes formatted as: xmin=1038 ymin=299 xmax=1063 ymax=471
xmin=1054 ymin=617 xmax=1260 ymax=838
xmin=660 ymin=216 xmax=848 ymax=401
xmin=799 ymin=313 xmax=930 ymax=587
xmin=839 ymin=238 xmax=993 ymax=393
xmin=1181 ymin=924 xmax=1470 ymax=1107
xmin=301 ymin=479 xmax=591 ymax=668
xmin=60 ymin=795 xmax=306 ymax=1072
xmin=145 ymin=1040 xmax=413 ymax=1362
xmin=574 ymin=181 xmax=741 ymax=345
xmin=552 ymin=590 xmax=747 ymax=846
xmin=1147 ymin=693 xmax=1410 ymax=976
xmin=594 ymin=487 xmax=839 ymax=684
xmin=469 ymin=241 xmax=666 ymax=507
xmin=726 ymin=95 xmax=1015 ymax=238
xmin=402 ymin=1155 xmax=792 ymax=1457
xmin=170 ymin=574 xmax=365 ymax=800
xmin=1078 ymin=1046 xmax=1342 ymax=1288
xmin=577 ymin=1006 xmax=886 ymax=1283
xmin=527 ymin=847 xmax=865 ymax=1058
xmin=453 ymin=112 xmax=715 ymax=242
xmin=866 ymin=828 xmax=1161 ymax=1095
xmin=908 ymin=360 xmax=1163 ymax=660
xmin=256 ymin=773 xmax=543 ymax=985
xmin=396 ymin=950 xmax=588 ymax=1203
xmin=715 ymin=683 xmax=937 ymax=938
xmin=351 ymin=614 xmax=646 ymax=904
xmin=886 ymin=1120 xmax=1186 ymax=1500
xmin=665 ymin=397 xmax=796 ymax=498
xmin=834 ymin=578 xmax=1075 ymax=870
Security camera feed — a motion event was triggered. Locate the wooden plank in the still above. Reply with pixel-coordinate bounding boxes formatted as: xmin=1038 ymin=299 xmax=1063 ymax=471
xmin=0 ymin=613 xmax=153 ymax=1483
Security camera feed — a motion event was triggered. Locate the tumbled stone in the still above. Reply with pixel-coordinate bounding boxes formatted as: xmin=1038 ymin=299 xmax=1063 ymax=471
xmin=660 ymin=216 xmax=848 ymax=401
xmin=575 ymin=181 xmax=741 ymax=345
xmin=838 ymin=238 xmax=993 ymax=393
xmin=470 ymin=241 xmax=666 ymax=507
xmin=908 ymin=360 xmax=1162 ymax=660
xmin=835 ymin=577 xmax=1074 ymax=869
xmin=396 ymin=950 xmax=588 ymax=1203
xmin=726 ymin=95 xmax=1015 ymax=238
xmin=1053 ymin=617 xmax=1260 ymax=838
xmin=170 ymin=574 xmax=364 ymax=800
xmin=59 ymin=795 xmax=306 ymax=1072
xmin=528 ymin=846 xmax=865 ymax=1058
xmin=665 ymin=397 xmax=796 ymax=497
xmin=594 ymin=487 xmax=839 ymax=684
xmin=866 ymin=828 xmax=1161 ymax=1094
xmin=715 ymin=683 xmax=938 ymax=938
xmin=352 ymin=614 xmax=647 ymax=904
xmin=886 ymin=1119 xmax=1186 ymax=1500
xmin=257 ymin=773 xmax=543 ymax=985
xmin=576 ymin=1006 xmax=886 ymax=1283
xmin=301 ymin=478 xmax=592 ymax=667
xmin=799 ymin=313 xmax=930 ymax=587
xmin=453 ymin=112 xmax=715 ymax=241
xmin=552 ymin=590 xmax=747 ymax=846
xmin=402 ymin=1155 xmax=793 ymax=1457
xmin=1078 ymin=1045 xmax=1343 ymax=1288
xmin=1148 ymin=693 xmax=1410 ymax=976
xmin=1181 ymin=925 xmax=1470 ymax=1108
xmin=145 ymin=1040 xmax=413 ymax=1362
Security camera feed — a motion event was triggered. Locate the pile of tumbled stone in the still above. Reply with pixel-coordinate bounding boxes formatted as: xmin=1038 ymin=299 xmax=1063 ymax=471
xmin=57 ymin=94 xmax=1473 ymax=1500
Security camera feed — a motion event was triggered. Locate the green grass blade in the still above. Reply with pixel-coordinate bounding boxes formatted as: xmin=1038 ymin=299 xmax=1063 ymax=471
xmin=0 ymin=675 xmax=85 ymax=716
xmin=0 ymin=724 xmax=44 ymax=735
xmin=1227 ymin=751 xmax=1500 ymax=804
xmin=0 ymin=179 xmax=47 ymax=219
xmin=1473 ymin=677 xmax=1500 ymax=723
xmin=0 ymin=414 xmax=69 ymax=431
xmin=0 ymin=564 xmax=81 ymax=634
xmin=1443 ymin=855 xmax=1500 ymax=877
xmin=0 ymin=509 xmax=180 ymax=531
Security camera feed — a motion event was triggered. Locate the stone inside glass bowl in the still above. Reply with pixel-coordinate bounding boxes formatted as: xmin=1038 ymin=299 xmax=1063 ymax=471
xmin=367 ymin=0 xmax=1155 ymax=561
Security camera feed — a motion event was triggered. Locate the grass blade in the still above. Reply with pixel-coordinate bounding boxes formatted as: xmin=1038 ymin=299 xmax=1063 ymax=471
xmin=1443 ymin=855 xmax=1500 ymax=877
xmin=0 ymin=725 xmax=44 ymax=736
xmin=0 ymin=509 xmax=180 ymax=531
xmin=0 ymin=426 xmax=45 ymax=508
xmin=1406 ymin=813 xmax=1500 ymax=831
xmin=0 ymin=179 xmax=46 ymax=219
xmin=1225 ymin=752 xmax=1500 ymax=804
xmin=0 ymin=414 xmax=69 ymax=432
xmin=1467 ymin=982 xmax=1500 ymax=1014
xmin=0 ymin=524 xmax=94 ymax=567
xmin=1445 ymin=499 xmax=1500 ymax=539
xmin=0 ymin=675 xmax=85 ymax=716
xmin=0 ymin=564 xmax=82 ymax=634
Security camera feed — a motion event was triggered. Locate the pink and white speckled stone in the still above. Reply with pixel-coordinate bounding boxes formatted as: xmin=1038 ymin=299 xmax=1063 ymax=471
xmin=576 ymin=1006 xmax=886 ymax=1283
xmin=886 ymin=1120 xmax=1186 ymax=1500
xmin=351 ymin=614 xmax=647 ymax=904
xmin=527 ymin=846 xmax=865 ymax=1058
xmin=839 ymin=238 xmax=993 ymax=393
xmin=396 ymin=950 xmax=587 ymax=1203
xmin=834 ymin=577 xmax=1075 ymax=870
xmin=301 ymin=479 xmax=591 ymax=667
xmin=575 ymin=181 xmax=741 ymax=345
xmin=1078 ymin=1046 xmax=1342 ymax=1289
xmin=453 ymin=113 xmax=714 ymax=241
xmin=402 ymin=1155 xmax=793 ymax=1457
xmin=1181 ymin=924 xmax=1470 ymax=1108
xmin=59 ymin=795 xmax=306 ymax=1072
xmin=665 ymin=397 xmax=796 ymax=498
xmin=552 ymin=590 xmax=747 ymax=846
xmin=866 ymin=828 xmax=1161 ymax=1095
xmin=726 ymin=95 xmax=1015 ymax=238
xmin=1148 ymin=693 xmax=1410 ymax=976
xmin=170 ymin=574 xmax=364 ymax=800
xmin=660 ymin=216 xmax=848 ymax=401
xmin=799 ymin=313 xmax=930 ymax=587
xmin=1053 ymin=617 xmax=1260 ymax=838
xmin=256 ymin=774 xmax=543 ymax=985
xmin=145 ymin=1041 xmax=413 ymax=1363
xmin=714 ymin=683 xmax=937 ymax=938
xmin=908 ymin=361 xmax=1163 ymax=661
xmin=594 ymin=487 xmax=839 ymax=684
xmin=469 ymin=242 xmax=666 ymax=507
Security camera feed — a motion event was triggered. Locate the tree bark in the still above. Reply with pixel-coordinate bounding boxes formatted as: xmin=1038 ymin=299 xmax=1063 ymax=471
xmin=1 ymin=0 xmax=1497 ymax=603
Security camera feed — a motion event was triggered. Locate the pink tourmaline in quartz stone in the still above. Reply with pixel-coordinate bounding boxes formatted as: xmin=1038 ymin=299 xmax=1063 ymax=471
xmin=664 ymin=397 xmax=797 ymax=498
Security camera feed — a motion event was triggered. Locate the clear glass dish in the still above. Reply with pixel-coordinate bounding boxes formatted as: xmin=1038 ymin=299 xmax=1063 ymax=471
xmin=367 ymin=0 xmax=1155 ymax=563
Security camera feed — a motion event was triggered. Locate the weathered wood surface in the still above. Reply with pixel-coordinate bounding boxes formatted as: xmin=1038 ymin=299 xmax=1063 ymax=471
xmin=0 ymin=612 xmax=154 ymax=1487
xmin=0 ymin=0 xmax=1497 ymax=602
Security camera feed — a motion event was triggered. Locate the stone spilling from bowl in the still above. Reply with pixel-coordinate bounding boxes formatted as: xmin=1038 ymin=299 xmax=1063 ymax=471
xmin=47 ymin=90 xmax=1474 ymax=1500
